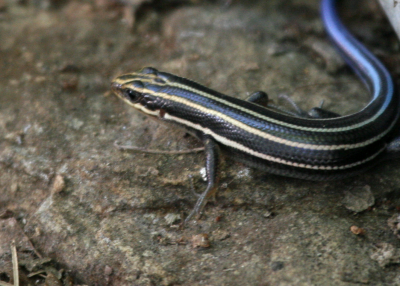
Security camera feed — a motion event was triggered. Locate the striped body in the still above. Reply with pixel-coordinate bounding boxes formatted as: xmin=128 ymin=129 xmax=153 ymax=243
xmin=111 ymin=0 xmax=398 ymax=181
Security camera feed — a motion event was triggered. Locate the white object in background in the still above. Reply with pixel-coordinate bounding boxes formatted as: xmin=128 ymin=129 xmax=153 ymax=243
xmin=379 ymin=0 xmax=400 ymax=40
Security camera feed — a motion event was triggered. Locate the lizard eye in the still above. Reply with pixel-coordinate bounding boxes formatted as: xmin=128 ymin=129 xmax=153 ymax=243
xmin=123 ymin=89 xmax=141 ymax=102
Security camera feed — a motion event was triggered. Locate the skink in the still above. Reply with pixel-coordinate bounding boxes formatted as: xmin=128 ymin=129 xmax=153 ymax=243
xmin=111 ymin=0 xmax=399 ymax=222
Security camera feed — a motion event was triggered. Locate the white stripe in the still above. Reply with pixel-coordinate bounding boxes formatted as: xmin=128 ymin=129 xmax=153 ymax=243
xmin=164 ymin=113 xmax=385 ymax=170
xmin=115 ymin=70 xmax=392 ymax=133
xmin=147 ymin=91 xmax=394 ymax=151
xmin=156 ymin=79 xmax=389 ymax=133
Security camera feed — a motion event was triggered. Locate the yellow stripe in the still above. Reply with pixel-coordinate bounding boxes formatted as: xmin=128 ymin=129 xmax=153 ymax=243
xmin=128 ymin=87 xmax=392 ymax=151
xmin=115 ymin=74 xmax=387 ymax=133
